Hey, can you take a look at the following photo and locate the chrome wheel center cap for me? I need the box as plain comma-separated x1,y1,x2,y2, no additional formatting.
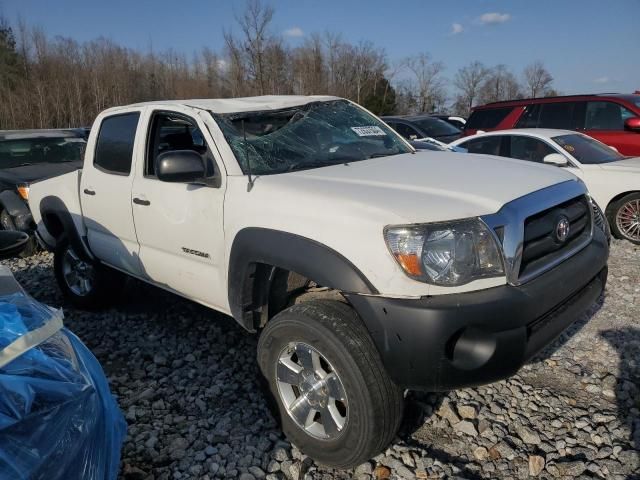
299,371,327,408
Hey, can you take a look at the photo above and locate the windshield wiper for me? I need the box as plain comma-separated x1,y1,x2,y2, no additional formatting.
367,152,400,159
286,161,340,173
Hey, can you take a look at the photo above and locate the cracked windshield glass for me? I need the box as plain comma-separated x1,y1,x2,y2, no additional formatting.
212,100,412,175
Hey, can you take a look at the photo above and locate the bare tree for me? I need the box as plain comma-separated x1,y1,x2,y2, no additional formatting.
235,0,275,95
478,65,523,104
453,61,488,116
523,60,553,98
405,53,446,113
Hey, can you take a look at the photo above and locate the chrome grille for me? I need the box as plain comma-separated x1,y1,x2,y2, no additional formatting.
481,181,594,286
519,195,592,278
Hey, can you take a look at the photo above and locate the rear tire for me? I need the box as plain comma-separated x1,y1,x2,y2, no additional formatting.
0,209,37,257
607,193,640,244
53,240,121,309
257,300,404,468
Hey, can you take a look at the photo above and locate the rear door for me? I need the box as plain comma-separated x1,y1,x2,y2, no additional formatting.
130,108,228,310
80,109,145,276
583,101,640,156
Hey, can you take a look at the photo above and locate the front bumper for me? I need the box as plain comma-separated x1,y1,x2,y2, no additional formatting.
346,229,609,391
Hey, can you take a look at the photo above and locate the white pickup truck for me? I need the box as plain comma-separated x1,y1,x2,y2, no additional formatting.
29,96,609,468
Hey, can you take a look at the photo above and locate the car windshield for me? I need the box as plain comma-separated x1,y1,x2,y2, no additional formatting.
211,100,412,175
0,135,86,168
552,134,625,164
411,117,461,137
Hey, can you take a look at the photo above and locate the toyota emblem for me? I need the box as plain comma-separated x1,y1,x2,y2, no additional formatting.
555,217,570,243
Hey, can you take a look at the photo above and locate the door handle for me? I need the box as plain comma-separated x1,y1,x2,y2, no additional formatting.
83,188,96,196
133,197,151,206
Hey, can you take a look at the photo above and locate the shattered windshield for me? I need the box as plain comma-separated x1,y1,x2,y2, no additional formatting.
211,100,412,175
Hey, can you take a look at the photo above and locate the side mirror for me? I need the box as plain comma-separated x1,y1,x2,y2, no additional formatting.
543,153,569,167
156,150,206,183
624,117,640,131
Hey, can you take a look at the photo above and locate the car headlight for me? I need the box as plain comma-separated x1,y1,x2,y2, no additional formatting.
17,184,29,201
384,219,505,286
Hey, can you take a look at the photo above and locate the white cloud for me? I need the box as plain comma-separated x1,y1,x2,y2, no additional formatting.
477,12,511,25
283,27,304,38
451,23,464,35
593,76,610,84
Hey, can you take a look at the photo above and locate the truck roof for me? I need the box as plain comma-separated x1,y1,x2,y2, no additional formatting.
121,95,341,114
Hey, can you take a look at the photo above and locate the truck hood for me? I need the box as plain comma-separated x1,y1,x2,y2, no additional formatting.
0,162,82,186
266,151,578,223
598,157,640,172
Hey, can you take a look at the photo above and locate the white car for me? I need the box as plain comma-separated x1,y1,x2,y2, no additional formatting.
451,129,640,244
28,97,608,467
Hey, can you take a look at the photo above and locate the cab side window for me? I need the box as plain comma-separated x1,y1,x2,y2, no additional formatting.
507,136,556,163
146,112,215,178
94,112,140,175
462,136,502,156
394,123,421,140
585,101,635,130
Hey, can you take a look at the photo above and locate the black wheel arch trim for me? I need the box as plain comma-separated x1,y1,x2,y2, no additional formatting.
39,196,94,262
0,190,30,218
228,227,378,331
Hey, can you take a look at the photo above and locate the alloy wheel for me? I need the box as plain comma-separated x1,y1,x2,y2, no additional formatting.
276,342,348,440
62,247,95,296
616,199,640,242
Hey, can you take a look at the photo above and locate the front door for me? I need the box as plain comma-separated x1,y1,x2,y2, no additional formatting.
80,109,145,276
584,101,640,156
131,109,227,310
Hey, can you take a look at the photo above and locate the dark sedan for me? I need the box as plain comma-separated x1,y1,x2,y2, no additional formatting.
382,115,463,144
0,129,86,255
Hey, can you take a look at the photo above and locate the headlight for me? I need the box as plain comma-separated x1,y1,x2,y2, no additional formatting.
17,184,29,201
384,219,504,286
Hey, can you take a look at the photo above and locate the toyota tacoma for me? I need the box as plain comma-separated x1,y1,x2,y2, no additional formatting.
27,96,609,468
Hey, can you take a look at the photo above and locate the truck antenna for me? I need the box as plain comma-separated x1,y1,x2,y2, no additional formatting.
242,119,254,192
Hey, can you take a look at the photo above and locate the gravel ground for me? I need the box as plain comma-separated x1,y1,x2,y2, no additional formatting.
3,239,639,480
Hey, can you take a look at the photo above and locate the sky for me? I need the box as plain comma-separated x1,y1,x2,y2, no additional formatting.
2,0,638,96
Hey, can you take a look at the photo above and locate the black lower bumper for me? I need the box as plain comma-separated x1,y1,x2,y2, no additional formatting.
347,230,609,391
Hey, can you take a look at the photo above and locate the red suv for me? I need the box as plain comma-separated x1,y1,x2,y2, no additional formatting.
464,93,640,156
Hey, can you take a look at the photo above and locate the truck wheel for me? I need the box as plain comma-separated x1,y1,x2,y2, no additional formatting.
53,240,120,309
0,209,36,257
607,193,640,244
257,300,404,468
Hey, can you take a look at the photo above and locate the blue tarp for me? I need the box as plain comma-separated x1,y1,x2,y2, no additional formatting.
0,292,126,480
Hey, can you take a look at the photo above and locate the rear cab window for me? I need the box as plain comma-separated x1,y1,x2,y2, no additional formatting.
94,112,140,175
465,107,513,130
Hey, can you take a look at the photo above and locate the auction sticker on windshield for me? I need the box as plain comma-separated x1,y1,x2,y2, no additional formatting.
351,126,386,136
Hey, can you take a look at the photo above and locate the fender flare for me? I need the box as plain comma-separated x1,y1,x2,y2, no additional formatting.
228,227,377,330
39,196,94,262
0,190,30,218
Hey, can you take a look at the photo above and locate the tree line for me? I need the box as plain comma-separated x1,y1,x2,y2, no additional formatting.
0,0,556,130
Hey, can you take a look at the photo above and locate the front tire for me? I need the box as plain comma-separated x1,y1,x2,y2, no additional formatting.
257,300,404,468
53,240,121,308
607,193,640,244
